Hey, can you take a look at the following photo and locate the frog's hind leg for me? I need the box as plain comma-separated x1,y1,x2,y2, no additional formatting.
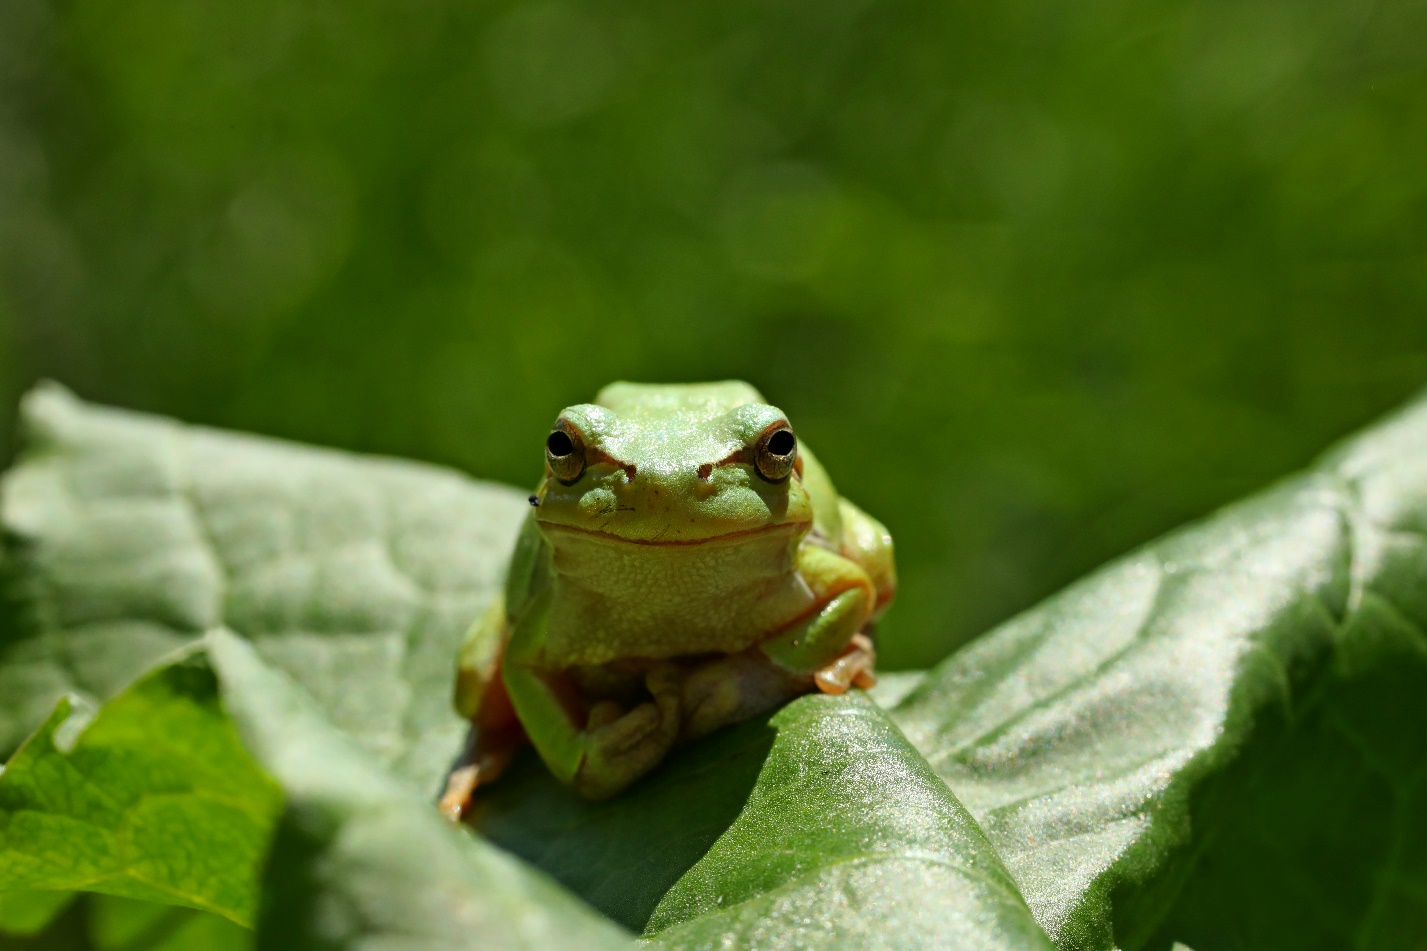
439,678,525,822
440,598,527,822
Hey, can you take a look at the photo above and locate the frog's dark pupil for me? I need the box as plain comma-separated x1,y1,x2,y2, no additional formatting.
547,431,575,457
767,430,795,456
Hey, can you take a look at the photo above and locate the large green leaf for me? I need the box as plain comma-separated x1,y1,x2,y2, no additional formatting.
0,383,528,793
888,392,1427,949
0,648,278,924
2,626,639,950
471,710,779,933
3,385,1427,950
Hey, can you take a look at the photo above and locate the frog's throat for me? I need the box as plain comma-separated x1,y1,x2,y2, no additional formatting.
538,520,818,665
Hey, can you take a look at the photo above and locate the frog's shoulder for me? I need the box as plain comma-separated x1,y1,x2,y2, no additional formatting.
594,380,766,419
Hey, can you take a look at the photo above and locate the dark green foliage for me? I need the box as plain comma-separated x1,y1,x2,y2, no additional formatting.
3,0,1426,940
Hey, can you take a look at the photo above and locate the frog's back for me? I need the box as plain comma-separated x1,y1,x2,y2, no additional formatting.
594,380,765,420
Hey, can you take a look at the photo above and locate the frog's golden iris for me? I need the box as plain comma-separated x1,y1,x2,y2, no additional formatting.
441,381,896,817
544,423,585,484
754,426,797,482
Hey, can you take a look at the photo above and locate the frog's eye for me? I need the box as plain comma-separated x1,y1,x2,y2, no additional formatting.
546,423,586,484
755,426,797,482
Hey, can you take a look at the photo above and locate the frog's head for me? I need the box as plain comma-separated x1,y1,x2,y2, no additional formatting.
531,381,813,545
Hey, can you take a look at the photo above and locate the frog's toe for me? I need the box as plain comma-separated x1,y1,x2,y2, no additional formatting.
438,765,481,822
437,743,516,823
573,685,681,798
590,700,663,753
680,666,741,734
813,633,877,695
586,700,625,731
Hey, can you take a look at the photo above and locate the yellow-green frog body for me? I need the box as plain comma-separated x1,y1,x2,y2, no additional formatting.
444,381,895,811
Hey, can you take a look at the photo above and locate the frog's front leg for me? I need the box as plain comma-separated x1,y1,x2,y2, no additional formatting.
678,595,874,740
762,543,878,693
502,598,682,799
759,581,878,694
680,547,877,740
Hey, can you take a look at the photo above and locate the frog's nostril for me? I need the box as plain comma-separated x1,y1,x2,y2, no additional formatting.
696,463,713,480
622,464,637,482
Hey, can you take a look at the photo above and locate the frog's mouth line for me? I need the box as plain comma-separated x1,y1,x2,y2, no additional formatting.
540,520,809,547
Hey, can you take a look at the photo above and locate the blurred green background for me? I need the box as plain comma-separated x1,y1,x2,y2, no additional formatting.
0,0,1424,670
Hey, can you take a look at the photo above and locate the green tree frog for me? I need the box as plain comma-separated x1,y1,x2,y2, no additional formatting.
440,381,895,816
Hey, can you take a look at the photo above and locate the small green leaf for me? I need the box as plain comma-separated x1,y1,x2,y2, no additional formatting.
87,895,252,951
0,383,528,793
205,630,632,951
0,894,251,951
0,649,280,925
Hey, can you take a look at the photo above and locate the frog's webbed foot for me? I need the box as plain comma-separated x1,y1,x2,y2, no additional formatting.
813,632,877,695
572,664,681,799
